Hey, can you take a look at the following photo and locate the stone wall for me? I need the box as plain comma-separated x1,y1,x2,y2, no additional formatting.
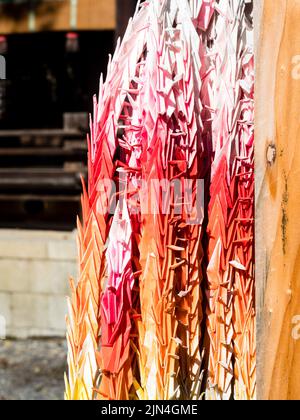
0,230,77,339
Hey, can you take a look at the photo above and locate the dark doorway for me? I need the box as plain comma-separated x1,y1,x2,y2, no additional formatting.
0,30,114,230
0,30,114,129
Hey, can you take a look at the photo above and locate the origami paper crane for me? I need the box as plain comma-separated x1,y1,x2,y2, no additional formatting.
65,0,255,401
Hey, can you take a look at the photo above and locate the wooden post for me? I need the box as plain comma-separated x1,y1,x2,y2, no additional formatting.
115,0,138,42
255,0,300,400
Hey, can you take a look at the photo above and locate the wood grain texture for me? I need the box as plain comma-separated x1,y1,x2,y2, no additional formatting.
256,0,300,400
0,0,116,34
77,0,116,31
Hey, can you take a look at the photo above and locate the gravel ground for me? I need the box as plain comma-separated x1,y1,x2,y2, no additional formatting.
0,339,67,400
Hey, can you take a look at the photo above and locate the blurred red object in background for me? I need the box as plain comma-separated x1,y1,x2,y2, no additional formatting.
65,32,79,53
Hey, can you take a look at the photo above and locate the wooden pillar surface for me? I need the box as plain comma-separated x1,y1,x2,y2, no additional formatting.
255,0,300,400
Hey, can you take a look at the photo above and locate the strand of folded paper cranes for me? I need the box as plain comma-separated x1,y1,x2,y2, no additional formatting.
203,0,255,400
65,0,255,401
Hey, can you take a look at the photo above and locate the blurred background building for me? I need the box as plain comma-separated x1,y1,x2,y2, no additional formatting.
0,0,137,230
0,0,137,341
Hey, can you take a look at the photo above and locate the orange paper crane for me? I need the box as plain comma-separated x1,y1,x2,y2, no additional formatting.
66,0,255,401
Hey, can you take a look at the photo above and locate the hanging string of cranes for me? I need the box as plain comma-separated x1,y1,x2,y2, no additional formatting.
65,0,255,401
